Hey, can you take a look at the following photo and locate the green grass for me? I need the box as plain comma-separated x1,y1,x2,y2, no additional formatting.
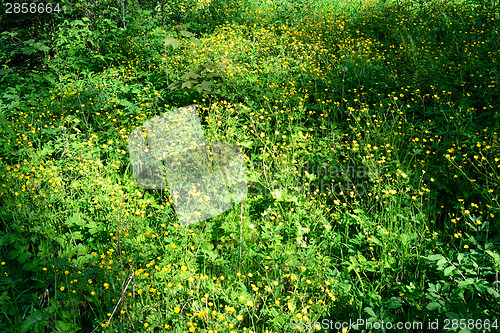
0,0,499,332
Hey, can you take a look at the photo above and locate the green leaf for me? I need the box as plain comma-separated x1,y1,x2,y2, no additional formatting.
240,141,254,149
201,241,214,251
181,71,200,80
182,80,197,88
165,37,181,49
65,213,85,227
436,258,447,268
426,302,441,311
445,312,460,319
386,297,402,309
269,307,279,318
21,309,46,332
196,80,213,93
18,251,31,263
206,72,222,78
0,115,15,136
364,307,377,318
0,291,10,306
54,320,79,333
487,287,500,297
443,266,454,276
180,30,193,37
485,250,500,270
426,254,444,261
457,279,474,288
271,188,282,200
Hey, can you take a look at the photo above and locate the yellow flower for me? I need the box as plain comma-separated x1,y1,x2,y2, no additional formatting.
174,306,181,314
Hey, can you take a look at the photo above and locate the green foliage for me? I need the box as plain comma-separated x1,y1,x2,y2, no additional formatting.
0,0,499,331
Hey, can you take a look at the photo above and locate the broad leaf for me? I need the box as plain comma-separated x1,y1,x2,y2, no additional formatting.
165,37,181,49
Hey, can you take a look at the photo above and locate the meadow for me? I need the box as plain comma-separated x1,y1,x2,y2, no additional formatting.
0,0,499,331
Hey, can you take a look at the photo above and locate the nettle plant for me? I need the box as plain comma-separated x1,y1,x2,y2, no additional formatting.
161,25,229,96
423,223,500,321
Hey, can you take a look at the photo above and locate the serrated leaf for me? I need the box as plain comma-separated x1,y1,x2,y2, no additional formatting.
181,80,197,89
180,30,193,37
196,80,213,93
21,47,35,55
165,37,181,49
21,309,45,333
206,72,222,78
18,252,31,263
8,250,20,260
0,291,10,305
485,250,500,270
203,62,217,70
168,81,183,90
181,71,200,80
65,213,85,227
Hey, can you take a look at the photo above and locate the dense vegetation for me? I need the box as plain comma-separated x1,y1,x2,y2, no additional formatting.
1,0,499,331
